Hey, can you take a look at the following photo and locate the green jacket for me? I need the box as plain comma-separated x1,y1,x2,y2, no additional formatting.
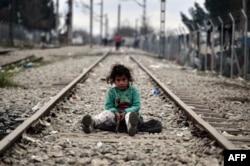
105,85,141,115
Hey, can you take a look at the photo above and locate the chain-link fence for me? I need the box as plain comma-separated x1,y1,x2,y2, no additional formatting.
137,9,250,80
0,21,52,47
0,0,60,48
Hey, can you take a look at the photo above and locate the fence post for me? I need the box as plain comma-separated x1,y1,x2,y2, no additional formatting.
0,21,1,42
174,31,178,62
166,30,169,59
203,21,208,71
173,30,178,63
181,27,187,63
168,31,172,60
4,22,7,40
196,24,201,62
176,29,181,63
218,16,224,75
241,9,248,79
168,33,171,60
171,31,174,61
209,19,216,72
229,13,235,78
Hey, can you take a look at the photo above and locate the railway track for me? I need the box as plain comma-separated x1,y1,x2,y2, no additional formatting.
1,49,248,164
130,53,250,150
0,49,14,55
0,54,43,70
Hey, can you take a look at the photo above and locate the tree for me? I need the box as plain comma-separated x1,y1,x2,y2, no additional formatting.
204,0,248,18
0,0,9,10
0,0,56,31
19,0,56,31
116,26,136,37
0,0,16,22
139,23,154,35
205,0,250,30
181,12,195,31
189,3,208,26
181,2,208,31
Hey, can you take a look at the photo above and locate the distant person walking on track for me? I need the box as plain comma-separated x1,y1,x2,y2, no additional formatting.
114,33,122,51
82,64,141,136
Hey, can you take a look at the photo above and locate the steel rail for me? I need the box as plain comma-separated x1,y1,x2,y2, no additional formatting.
0,50,110,154
0,55,36,69
0,49,14,55
130,56,236,150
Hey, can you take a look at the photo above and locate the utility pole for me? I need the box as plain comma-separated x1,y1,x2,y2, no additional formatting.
142,0,146,35
135,18,138,35
55,0,59,44
100,0,103,44
105,14,109,39
117,3,121,33
243,0,247,13
90,0,93,48
67,0,73,45
159,0,166,58
242,0,248,31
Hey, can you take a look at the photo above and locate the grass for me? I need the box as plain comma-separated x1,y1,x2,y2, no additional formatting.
36,60,51,67
0,40,13,48
0,59,52,88
0,39,36,49
0,71,19,88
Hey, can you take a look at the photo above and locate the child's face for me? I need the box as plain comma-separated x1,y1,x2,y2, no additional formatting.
114,75,129,90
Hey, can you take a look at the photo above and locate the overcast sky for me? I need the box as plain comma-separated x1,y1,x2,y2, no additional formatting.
58,0,205,35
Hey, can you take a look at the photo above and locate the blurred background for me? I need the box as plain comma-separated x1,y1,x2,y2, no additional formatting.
0,0,250,79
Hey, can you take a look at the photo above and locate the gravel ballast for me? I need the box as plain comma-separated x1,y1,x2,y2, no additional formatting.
1,46,249,165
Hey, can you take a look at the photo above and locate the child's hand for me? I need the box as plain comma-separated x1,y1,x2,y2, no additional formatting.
116,113,125,121
119,113,125,121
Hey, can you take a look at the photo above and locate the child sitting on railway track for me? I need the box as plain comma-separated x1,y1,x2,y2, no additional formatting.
82,63,141,136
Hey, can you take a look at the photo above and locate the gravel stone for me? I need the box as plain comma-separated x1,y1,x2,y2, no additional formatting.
0,47,240,165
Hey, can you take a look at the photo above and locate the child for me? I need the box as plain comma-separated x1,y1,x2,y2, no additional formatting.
82,64,141,136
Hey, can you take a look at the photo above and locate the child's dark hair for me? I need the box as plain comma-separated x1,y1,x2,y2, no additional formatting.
106,64,134,85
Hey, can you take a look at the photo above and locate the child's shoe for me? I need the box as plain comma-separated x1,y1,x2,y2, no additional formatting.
127,112,138,136
82,114,96,133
